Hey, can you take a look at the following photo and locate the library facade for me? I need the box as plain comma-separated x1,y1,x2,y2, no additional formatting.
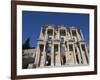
23,25,89,69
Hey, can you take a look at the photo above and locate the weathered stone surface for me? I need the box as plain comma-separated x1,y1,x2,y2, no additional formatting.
22,25,89,69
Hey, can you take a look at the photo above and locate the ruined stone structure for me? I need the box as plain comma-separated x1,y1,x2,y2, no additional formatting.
23,25,89,69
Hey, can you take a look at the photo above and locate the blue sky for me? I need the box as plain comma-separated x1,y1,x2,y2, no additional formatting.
22,11,89,48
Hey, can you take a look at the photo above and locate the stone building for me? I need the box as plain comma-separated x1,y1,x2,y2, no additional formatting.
23,25,89,69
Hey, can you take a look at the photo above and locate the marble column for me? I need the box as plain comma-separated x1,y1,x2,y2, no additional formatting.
34,43,40,67
76,29,82,41
51,43,54,66
40,43,46,67
58,43,61,66
64,44,69,65
70,29,73,41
